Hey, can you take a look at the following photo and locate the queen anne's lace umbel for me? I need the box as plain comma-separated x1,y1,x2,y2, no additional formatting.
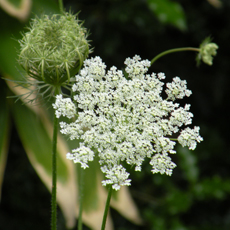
53,55,203,190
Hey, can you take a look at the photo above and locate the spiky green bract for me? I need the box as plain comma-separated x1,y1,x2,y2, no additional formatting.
18,12,90,100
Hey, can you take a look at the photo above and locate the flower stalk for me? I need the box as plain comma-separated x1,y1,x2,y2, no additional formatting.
51,111,59,230
58,0,64,14
151,47,200,65
101,185,113,230
77,166,84,230
151,38,218,66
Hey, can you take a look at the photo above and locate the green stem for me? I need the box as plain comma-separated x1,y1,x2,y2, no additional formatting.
58,0,64,14
101,185,113,230
78,166,84,230
170,138,178,142
150,47,200,65
51,112,58,230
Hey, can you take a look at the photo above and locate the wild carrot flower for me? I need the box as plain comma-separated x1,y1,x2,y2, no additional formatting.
53,55,203,190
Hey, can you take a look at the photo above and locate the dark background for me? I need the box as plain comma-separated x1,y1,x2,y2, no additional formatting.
1,0,230,229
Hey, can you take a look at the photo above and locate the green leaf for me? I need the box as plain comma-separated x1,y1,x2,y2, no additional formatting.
0,0,31,21
12,103,68,181
12,102,77,228
110,186,143,225
147,0,187,31
0,80,10,201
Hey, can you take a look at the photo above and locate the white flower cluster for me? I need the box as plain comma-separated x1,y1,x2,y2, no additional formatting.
53,94,76,119
52,55,203,190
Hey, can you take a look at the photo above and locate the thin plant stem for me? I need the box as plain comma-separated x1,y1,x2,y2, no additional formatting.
51,112,58,230
101,185,113,230
151,47,200,65
58,0,64,14
78,166,85,230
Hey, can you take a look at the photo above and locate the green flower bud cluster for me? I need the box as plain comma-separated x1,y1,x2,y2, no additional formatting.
197,37,218,66
18,12,90,88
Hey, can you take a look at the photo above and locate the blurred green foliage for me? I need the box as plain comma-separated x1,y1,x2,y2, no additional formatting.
1,0,230,230
147,0,187,31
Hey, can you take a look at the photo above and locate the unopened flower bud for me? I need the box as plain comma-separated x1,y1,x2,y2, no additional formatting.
197,37,218,66
18,12,90,88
